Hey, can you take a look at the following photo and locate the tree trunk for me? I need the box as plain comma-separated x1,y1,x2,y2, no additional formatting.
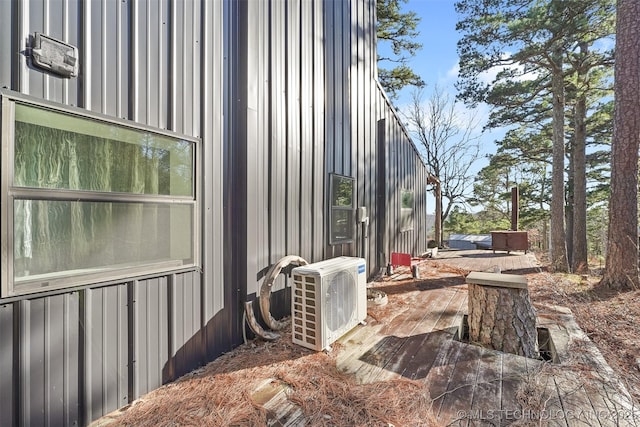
467,273,538,359
435,181,442,247
550,49,569,272
572,64,588,274
601,0,640,290
566,151,574,268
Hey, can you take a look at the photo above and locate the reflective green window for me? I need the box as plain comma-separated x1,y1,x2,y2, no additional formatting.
2,94,199,297
330,174,354,244
400,189,414,232
14,103,193,196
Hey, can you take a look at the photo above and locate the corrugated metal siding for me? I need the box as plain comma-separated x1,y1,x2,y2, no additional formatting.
83,285,128,424
375,84,430,258
18,294,80,426
169,272,203,379
0,303,14,426
0,1,15,89
352,0,380,273
1,0,227,425
228,0,335,312
0,0,430,425
230,0,430,317
132,278,169,398
311,0,327,264
202,0,228,360
325,0,354,260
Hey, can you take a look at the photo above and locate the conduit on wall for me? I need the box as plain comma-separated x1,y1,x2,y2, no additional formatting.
244,255,309,341
260,255,308,330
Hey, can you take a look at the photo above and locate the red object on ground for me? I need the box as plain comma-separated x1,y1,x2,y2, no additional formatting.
391,252,412,268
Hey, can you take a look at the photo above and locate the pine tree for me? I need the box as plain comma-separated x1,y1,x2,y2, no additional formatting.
600,0,640,290
455,0,614,272
376,0,424,98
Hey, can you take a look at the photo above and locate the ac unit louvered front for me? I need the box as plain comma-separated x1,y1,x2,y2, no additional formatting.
292,257,367,351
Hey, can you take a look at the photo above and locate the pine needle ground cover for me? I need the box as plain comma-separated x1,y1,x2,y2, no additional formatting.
94,254,640,426
527,262,640,403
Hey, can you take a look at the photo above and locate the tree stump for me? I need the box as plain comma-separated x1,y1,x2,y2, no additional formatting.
466,272,538,359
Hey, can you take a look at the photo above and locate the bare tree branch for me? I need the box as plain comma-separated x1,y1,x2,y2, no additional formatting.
403,85,482,243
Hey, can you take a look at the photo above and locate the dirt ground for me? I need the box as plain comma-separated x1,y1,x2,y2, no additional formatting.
95,254,640,426
525,262,640,404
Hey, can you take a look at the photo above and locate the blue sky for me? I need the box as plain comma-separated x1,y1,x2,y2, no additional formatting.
380,1,505,214
398,0,461,95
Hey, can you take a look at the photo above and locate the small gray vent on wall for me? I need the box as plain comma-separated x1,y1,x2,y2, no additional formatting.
31,33,78,78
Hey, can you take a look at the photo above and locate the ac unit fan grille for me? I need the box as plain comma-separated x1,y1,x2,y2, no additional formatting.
325,270,356,332
291,257,366,351
292,275,318,347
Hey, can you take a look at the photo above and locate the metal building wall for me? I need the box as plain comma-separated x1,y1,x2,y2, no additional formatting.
374,85,430,264
0,0,430,425
0,1,227,426
228,0,431,317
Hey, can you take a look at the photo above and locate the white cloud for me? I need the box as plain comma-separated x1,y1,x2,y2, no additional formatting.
444,62,460,82
477,53,540,85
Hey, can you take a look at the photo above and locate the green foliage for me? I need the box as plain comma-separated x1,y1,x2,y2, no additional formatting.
586,204,608,258
444,206,511,235
470,149,550,230
444,207,482,235
332,176,354,207
378,65,424,99
376,0,425,98
401,189,414,209
455,0,615,264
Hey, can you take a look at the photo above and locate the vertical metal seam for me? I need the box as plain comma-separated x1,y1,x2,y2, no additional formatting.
147,0,152,126
199,0,207,361
102,287,109,411
169,0,176,131
12,302,20,427
192,1,198,136
284,0,289,257
126,280,135,403
79,289,87,426
130,0,137,121
62,0,69,104
116,0,122,118
45,298,51,426
119,285,126,405
102,0,107,113
44,0,50,98
266,0,273,264
18,0,28,93
182,0,187,133
83,0,91,109
63,295,68,425
167,274,175,382
297,2,304,257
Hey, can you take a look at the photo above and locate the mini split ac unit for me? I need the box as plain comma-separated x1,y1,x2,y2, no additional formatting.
291,257,367,351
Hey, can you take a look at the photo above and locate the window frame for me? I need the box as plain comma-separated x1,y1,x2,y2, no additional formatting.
400,188,414,232
329,173,355,245
1,90,201,298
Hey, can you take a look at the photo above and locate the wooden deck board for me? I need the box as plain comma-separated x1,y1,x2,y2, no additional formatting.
374,291,461,381
345,287,463,383
401,329,459,382
335,322,389,377
500,353,530,426
467,349,503,427
425,339,467,422
437,341,486,426
261,250,638,427
522,356,568,427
